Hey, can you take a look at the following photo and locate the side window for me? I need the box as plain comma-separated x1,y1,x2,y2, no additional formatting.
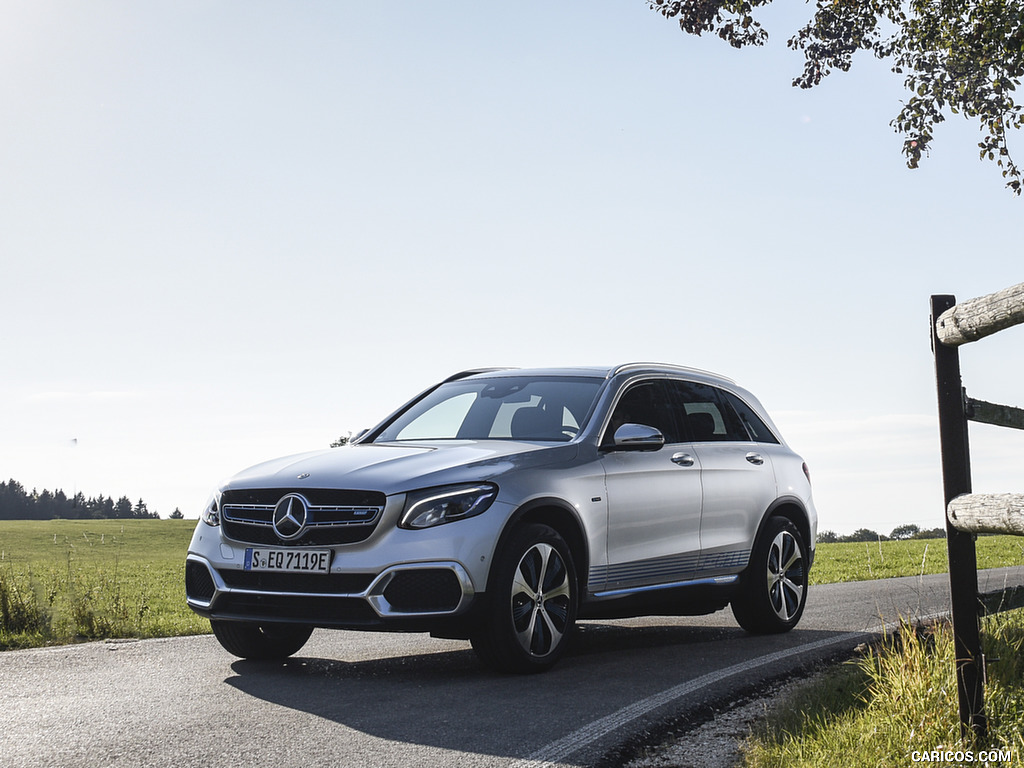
721,391,780,444
603,380,681,446
667,381,747,442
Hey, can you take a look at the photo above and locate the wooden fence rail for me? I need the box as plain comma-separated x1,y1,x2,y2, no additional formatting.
936,281,1024,346
965,398,1024,431
948,494,1024,536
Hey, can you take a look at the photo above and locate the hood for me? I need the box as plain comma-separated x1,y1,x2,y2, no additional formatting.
222,440,579,496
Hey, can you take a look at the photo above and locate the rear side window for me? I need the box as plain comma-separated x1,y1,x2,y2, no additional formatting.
721,391,779,444
665,381,748,442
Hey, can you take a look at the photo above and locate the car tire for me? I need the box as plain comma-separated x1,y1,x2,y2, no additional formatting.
731,516,808,634
471,523,578,674
211,620,313,660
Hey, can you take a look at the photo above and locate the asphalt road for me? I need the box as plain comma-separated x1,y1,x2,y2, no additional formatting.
3,567,1023,768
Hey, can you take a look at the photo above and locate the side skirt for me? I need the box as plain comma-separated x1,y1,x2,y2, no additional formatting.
578,575,739,620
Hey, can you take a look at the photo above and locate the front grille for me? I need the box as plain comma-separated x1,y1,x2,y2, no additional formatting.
220,487,385,546
382,569,464,613
223,488,385,507
186,560,216,601
218,569,375,594
221,521,376,546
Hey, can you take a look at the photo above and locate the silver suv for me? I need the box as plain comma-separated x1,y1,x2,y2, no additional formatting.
186,363,817,673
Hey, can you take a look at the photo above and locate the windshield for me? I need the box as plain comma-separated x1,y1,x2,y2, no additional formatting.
373,376,604,443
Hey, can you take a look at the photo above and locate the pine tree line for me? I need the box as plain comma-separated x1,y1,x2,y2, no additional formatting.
0,479,160,520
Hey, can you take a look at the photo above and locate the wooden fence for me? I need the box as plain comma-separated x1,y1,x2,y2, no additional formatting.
931,282,1024,742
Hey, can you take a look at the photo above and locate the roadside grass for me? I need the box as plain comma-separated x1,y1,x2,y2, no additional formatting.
746,536,1024,766
742,609,1024,766
0,519,207,649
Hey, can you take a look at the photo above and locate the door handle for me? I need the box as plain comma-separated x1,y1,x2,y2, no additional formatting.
745,452,765,466
671,452,695,467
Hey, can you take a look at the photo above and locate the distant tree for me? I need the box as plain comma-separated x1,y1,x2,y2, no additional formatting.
0,480,161,520
889,524,921,540
331,432,352,448
89,495,115,520
0,480,30,519
114,496,134,519
843,528,888,543
36,489,55,520
132,498,156,519
53,489,69,517
818,529,839,543
168,508,185,519
649,0,1024,193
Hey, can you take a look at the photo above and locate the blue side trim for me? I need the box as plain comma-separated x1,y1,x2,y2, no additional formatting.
593,574,739,599
699,548,750,571
589,548,751,591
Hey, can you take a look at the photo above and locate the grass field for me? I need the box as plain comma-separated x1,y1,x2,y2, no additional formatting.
0,519,206,649
811,536,1024,585
3,521,1024,650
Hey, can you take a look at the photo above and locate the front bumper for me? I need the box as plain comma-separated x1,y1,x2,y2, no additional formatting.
184,497,510,630
185,554,476,628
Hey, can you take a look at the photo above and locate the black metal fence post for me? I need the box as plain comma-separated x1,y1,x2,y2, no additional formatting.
931,294,987,742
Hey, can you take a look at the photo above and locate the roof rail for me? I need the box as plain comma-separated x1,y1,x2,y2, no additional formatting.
609,362,734,383
442,367,517,383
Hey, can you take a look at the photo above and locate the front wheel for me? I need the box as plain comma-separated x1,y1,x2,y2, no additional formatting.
731,517,808,634
471,523,578,674
211,620,313,660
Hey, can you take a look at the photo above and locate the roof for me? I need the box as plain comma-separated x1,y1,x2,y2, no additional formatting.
453,363,735,384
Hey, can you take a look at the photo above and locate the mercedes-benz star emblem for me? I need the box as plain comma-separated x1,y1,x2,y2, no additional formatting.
272,493,309,540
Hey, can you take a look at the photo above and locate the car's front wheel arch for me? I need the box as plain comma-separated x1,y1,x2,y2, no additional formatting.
490,498,590,595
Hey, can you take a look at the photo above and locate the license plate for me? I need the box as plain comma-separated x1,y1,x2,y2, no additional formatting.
243,548,331,573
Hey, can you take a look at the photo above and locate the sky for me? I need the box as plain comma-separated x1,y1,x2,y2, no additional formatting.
1,1,1022,534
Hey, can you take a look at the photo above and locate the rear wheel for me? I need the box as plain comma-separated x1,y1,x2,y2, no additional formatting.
471,523,577,674
211,620,313,660
731,517,808,634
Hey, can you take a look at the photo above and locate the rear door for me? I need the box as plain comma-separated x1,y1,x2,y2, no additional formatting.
665,380,778,576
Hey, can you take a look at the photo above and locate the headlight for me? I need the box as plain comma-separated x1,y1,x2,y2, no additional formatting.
200,492,222,527
399,483,498,530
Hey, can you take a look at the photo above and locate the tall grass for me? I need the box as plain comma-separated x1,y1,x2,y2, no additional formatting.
0,519,206,649
743,610,1024,766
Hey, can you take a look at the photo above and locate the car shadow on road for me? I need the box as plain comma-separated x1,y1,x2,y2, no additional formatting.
222,621,855,764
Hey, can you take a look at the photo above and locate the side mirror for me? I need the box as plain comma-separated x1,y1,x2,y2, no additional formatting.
611,423,665,451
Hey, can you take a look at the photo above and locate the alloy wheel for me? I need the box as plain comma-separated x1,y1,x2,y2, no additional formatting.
510,542,572,657
766,529,805,622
